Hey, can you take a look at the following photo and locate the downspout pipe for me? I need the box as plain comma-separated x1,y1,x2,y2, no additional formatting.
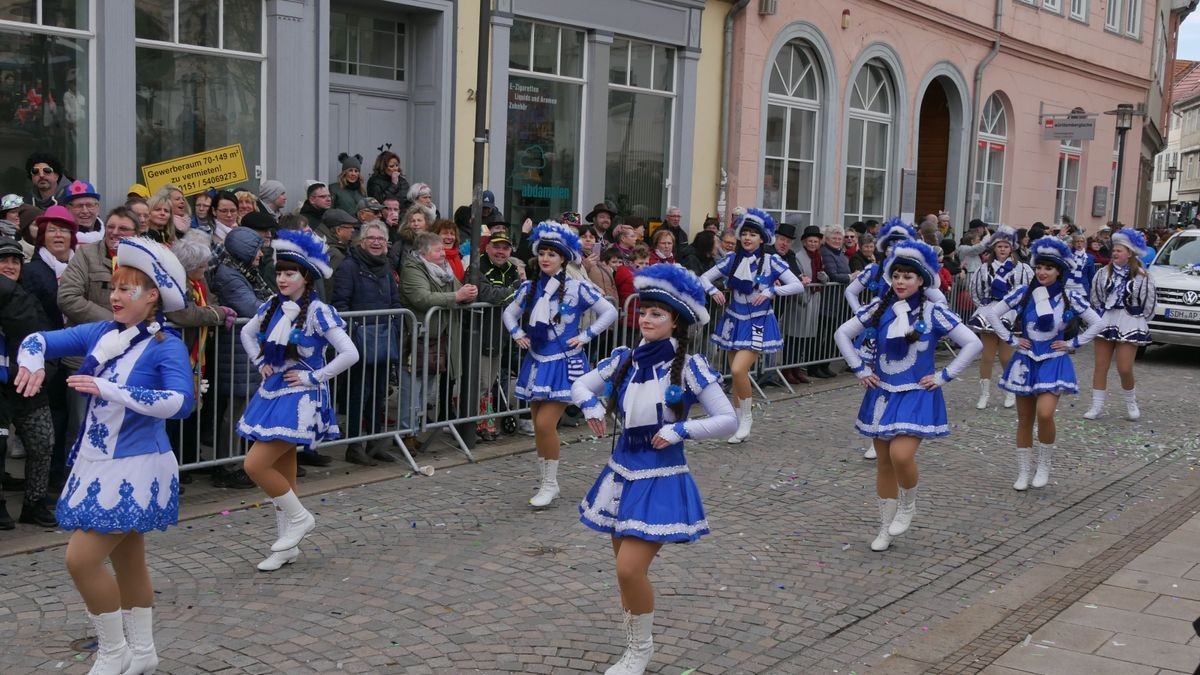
718,0,751,219
965,0,1004,229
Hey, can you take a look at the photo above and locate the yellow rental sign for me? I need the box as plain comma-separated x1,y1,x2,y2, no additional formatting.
141,144,248,196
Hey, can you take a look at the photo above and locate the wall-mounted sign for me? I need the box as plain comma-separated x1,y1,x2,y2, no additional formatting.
141,144,248,195
1092,185,1108,217
1043,114,1096,142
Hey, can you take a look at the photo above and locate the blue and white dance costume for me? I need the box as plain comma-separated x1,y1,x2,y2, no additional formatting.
966,227,1034,333
502,222,617,402
844,218,947,312
983,284,1104,397
699,209,803,352
1089,263,1156,345
237,231,358,446
572,343,735,542
16,238,196,533
834,245,982,440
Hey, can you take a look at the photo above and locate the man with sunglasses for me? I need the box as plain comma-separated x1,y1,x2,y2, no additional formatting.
24,152,70,210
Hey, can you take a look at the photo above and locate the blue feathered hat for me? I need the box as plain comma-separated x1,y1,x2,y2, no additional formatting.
876,217,917,253
273,228,334,279
530,220,582,264
1030,237,1072,271
634,263,711,326
988,224,1019,250
1110,228,1148,258
883,240,940,288
735,207,777,245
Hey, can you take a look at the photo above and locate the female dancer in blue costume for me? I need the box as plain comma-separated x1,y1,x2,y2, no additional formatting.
15,237,195,675
238,229,359,571
981,237,1105,491
1083,228,1156,421
503,221,617,507
834,241,981,552
571,264,735,675
967,225,1033,410
699,208,803,443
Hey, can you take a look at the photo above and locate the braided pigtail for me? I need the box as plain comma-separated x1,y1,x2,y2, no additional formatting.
1013,284,1036,337
257,293,285,350
867,288,896,330
667,325,689,419
554,269,568,323
606,353,634,419
906,294,926,344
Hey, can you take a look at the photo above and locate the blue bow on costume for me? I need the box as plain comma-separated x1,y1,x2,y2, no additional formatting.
990,259,1015,300
619,339,677,448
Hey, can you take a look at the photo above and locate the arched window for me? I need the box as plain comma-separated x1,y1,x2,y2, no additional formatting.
762,40,821,227
843,61,893,226
973,93,1007,224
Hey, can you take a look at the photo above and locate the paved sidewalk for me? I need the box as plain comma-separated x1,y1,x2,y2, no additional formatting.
985,511,1200,675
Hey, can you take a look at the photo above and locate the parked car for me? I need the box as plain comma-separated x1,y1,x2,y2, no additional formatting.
1147,228,1200,348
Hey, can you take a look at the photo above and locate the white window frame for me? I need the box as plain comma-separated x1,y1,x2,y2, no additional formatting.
974,94,1007,224
843,62,893,226
1044,0,1063,13
1105,0,1122,31
1070,0,1088,21
607,36,677,219
762,40,822,227
328,10,407,82
1056,141,1082,224
1124,0,1141,38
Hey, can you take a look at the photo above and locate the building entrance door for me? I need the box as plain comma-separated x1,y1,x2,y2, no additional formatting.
328,89,409,183
916,81,951,219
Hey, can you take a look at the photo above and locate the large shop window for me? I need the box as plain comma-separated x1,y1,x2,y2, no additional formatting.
1055,140,1081,224
135,0,263,191
843,62,892,227
0,2,90,196
606,38,674,222
973,93,1007,224
763,40,822,227
505,20,585,223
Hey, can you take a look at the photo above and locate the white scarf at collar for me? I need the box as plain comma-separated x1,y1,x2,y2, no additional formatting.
214,221,234,244
1032,285,1054,323
885,300,913,342
38,246,71,278
266,300,301,353
529,275,561,330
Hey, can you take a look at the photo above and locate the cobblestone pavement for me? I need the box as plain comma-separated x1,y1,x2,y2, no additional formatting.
1,345,1198,674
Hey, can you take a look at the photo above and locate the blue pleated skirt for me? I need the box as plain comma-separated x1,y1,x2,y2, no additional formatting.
855,387,949,439
999,352,1078,396
710,313,783,353
515,351,589,402
238,371,340,445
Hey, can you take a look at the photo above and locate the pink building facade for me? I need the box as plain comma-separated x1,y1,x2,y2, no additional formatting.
722,0,1185,234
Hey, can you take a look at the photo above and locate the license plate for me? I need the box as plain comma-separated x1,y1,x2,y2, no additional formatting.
1165,307,1200,321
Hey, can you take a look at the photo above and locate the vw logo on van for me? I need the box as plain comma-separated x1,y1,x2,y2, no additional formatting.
1186,291,1200,306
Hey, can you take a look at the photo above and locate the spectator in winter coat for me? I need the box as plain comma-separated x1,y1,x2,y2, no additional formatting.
21,206,76,331
298,182,332,231
819,225,853,284
648,228,676,265
470,230,523,440
849,234,875,273
331,222,404,465
331,152,367,213
434,219,465,282
955,220,992,275
407,182,438,220
367,150,409,207
685,230,721,278
258,180,288,219
319,208,358,271
24,151,70,209
388,204,433,271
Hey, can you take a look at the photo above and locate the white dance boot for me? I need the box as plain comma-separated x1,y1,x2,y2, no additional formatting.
1003,391,1016,408
270,490,314,552
530,458,560,507
86,610,131,675
1083,390,1106,419
863,446,877,460
605,610,654,675
871,498,898,551
888,485,918,536
258,502,300,571
1123,388,1140,421
1012,448,1032,491
976,379,990,409
1032,443,1053,488
727,398,753,444
121,606,158,675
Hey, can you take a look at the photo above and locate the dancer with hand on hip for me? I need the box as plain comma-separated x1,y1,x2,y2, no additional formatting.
982,237,1104,490
572,263,735,675
15,237,195,675
1084,228,1155,421
503,221,617,508
834,240,981,552
237,229,359,571
700,208,803,443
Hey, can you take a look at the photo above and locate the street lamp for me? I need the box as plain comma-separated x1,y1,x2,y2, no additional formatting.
1104,103,1144,226
1166,163,1180,227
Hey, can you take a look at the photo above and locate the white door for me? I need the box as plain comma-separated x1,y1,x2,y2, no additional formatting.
328,89,409,182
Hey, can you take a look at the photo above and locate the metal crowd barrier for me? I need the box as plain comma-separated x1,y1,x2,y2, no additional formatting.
179,275,965,473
